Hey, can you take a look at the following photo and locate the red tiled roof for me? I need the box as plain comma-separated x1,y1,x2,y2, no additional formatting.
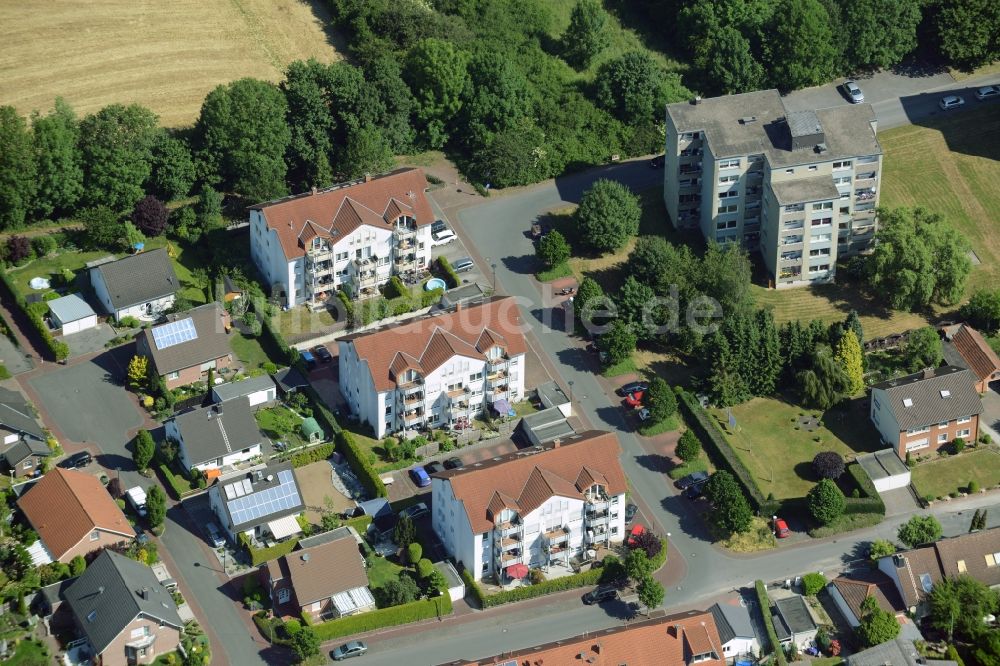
830,570,906,621
445,610,725,666
342,297,528,393
889,527,1000,608
442,431,628,533
278,535,368,606
17,468,132,559
951,324,1000,383
251,169,434,260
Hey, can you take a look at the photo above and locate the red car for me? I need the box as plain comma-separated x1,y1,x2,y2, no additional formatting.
627,524,646,546
625,391,644,408
774,518,790,538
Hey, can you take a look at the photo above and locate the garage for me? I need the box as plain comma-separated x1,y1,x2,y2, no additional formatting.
857,449,911,493
47,294,98,335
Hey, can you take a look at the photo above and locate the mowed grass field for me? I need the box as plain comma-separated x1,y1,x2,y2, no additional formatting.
0,0,343,127
755,104,1000,337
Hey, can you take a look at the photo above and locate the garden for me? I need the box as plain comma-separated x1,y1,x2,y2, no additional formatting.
910,447,1000,502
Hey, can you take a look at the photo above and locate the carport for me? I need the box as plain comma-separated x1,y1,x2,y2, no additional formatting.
48,293,98,335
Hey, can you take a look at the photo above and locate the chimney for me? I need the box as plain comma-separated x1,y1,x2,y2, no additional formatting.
140,587,149,600
552,438,561,448
97,586,105,596
311,186,318,195
693,96,702,105
922,367,934,379
301,553,310,562
364,173,372,183
455,301,462,313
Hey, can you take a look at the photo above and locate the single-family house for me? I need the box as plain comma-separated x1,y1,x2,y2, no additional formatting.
828,570,907,627
338,296,528,438
432,430,628,582
18,468,133,564
249,168,435,308
0,387,51,478
869,366,982,460
708,601,760,662
208,464,305,544
771,595,818,651
262,527,375,621
845,638,960,666
135,302,233,390
165,398,262,473
47,293,98,335
877,526,1000,618
89,249,179,322
64,550,183,666
942,323,1000,393
448,609,725,666
210,375,277,407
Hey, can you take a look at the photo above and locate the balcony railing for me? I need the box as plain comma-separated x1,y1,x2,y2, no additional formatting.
498,521,522,536
499,551,522,565
401,393,423,406
544,526,569,542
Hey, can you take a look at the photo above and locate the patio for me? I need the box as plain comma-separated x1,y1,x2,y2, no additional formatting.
479,545,612,592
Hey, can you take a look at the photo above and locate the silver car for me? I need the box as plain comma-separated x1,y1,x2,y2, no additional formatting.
843,80,864,104
975,85,1000,100
332,640,368,660
452,257,475,273
939,95,965,110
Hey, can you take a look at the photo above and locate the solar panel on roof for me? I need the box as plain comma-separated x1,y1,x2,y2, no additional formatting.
151,317,198,350
224,485,236,500
225,469,302,527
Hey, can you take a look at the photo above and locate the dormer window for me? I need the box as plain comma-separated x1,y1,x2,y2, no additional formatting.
902,398,913,408
488,346,503,360
940,390,951,398
586,483,607,501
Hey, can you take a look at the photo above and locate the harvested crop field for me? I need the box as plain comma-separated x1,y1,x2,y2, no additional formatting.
0,0,344,127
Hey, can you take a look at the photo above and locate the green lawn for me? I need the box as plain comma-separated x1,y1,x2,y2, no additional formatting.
639,414,679,437
255,406,307,448
667,455,709,480
910,449,1000,500
536,262,573,282
710,396,882,500
272,306,339,342
366,553,407,590
602,356,638,378
229,331,271,369
3,638,50,666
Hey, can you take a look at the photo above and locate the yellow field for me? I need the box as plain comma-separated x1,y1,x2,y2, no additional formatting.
0,0,343,127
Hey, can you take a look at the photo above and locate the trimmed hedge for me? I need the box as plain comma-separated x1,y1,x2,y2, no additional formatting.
252,614,290,645
421,287,444,308
677,391,776,515
461,568,487,609
435,257,460,289
291,443,335,468
255,300,294,366
0,270,68,361
756,580,788,666
157,462,198,499
649,537,668,571
249,537,300,566
843,463,885,515
310,594,452,641
337,430,387,498
482,568,602,607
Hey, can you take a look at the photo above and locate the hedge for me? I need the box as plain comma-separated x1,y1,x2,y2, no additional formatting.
384,275,408,299
649,537,668,571
677,391,777,515
249,537,300,566
291,443,335,468
756,580,788,666
254,298,294,366
252,614,290,645
482,568,603,607
435,257,460,289
421,287,444,307
461,568,487,609
157,462,199,499
0,270,68,361
310,594,452,641
337,430,387,498
843,462,885,515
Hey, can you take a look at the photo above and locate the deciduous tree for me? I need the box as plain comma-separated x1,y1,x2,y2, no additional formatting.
928,575,1000,641
797,346,850,409
131,195,169,237
576,179,641,252
868,539,896,561
835,329,864,395
616,275,658,339
150,133,195,200
807,478,846,525
961,289,1000,334
31,98,83,218
561,0,610,70
6,236,31,264
857,595,900,646
936,0,1000,72
902,326,943,373
282,59,336,190
637,575,665,613
897,515,942,548
813,451,845,480
763,0,838,91
623,547,652,584
459,52,534,150
645,377,677,424
697,27,764,95
598,319,637,366
404,39,469,148
705,470,753,534
79,104,159,213
341,121,395,179
595,52,689,124
537,230,570,268
81,206,122,250
467,120,551,188
0,106,38,230
842,0,921,70
676,430,701,462
291,626,320,662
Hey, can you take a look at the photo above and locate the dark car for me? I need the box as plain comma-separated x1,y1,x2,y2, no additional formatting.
313,345,333,363
61,451,92,469
408,466,431,488
624,503,638,524
649,155,665,168
582,585,618,605
674,470,709,490
684,481,707,500
424,461,444,475
443,457,464,470
618,381,649,396
332,640,368,661
431,219,446,234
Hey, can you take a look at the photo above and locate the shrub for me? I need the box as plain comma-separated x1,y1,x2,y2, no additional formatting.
283,618,302,636
630,530,663,560
290,443,334,468
6,236,32,264
482,568,603,607
406,542,423,566
528,568,546,585
675,430,701,462
807,478,846,525
953,437,966,454
969,480,980,494
308,595,451,642
384,275,408,299
31,235,57,257
436,256,460,288
801,572,827,596
416,558,434,580
812,451,845,480
756,580,787,665
131,195,169,237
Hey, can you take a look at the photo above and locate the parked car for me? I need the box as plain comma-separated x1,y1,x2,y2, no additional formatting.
332,640,368,661
60,451,92,469
618,381,649,396
313,345,333,363
774,518,791,538
125,486,148,518
443,457,465,470
300,350,317,370
975,85,1000,100
341,506,364,520
408,466,431,488
432,228,457,246
399,502,429,521
424,461,444,475
842,80,864,104
627,524,646,547
431,219,447,234
684,481,707,500
452,257,475,273
206,522,226,548
582,585,618,605
625,391,644,408
624,503,638,524
649,155,665,168
939,95,965,110
675,470,709,490
638,408,651,421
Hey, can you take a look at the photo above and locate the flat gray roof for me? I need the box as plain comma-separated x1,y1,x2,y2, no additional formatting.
536,381,569,408
770,176,841,204
666,90,881,166
48,293,96,324
211,375,276,403
858,449,909,482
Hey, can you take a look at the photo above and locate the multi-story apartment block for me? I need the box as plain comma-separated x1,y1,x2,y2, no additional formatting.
869,366,983,460
249,169,434,308
338,297,527,438
431,430,628,582
664,90,883,287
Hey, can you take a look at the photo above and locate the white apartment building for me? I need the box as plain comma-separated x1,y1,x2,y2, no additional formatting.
431,431,628,582
664,90,883,287
249,169,435,308
338,297,527,438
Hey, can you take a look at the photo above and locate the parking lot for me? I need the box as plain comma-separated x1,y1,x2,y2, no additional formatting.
431,221,491,290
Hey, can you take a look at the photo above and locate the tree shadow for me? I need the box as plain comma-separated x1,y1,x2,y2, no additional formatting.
823,398,883,454
793,461,818,483
635,453,671,474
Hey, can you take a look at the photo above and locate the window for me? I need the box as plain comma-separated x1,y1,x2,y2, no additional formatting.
168,371,180,380
812,202,834,211
808,165,818,172
717,204,738,214
938,433,948,443
87,610,97,622
385,406,392,415
719,190,739,199
335,251,348,262
834,176,852,185
907,426,930,435
811,217,832,227
719,158,741,169
906,439,929,452
958,559,967,572
716,220,737,230
809,248,831,257
90,530,100,541
785,168,795,174
611,526,618,536
812,234,832,243
957,416,972,424
22,459,32,469
937,421,949,429
958,428,971,438
833,161,852,169
986,554,996,567
808,264,830,273
718,175,739,184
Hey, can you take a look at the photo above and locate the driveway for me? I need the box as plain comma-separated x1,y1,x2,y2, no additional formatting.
26,345,143,470
979,385,1000,443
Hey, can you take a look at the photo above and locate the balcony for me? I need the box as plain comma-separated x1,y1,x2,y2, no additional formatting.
495,536,521,552
486,370,507,385
498,521,522,537
403,410,424,426
401,392,423,406
544,526,570,543
679,147,702,157
397,378,423,391
679,165,701,176
394,226,416,239
500,551,523,566
855,189,877,202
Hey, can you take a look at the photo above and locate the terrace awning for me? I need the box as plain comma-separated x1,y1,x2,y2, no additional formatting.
267,515,302,540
